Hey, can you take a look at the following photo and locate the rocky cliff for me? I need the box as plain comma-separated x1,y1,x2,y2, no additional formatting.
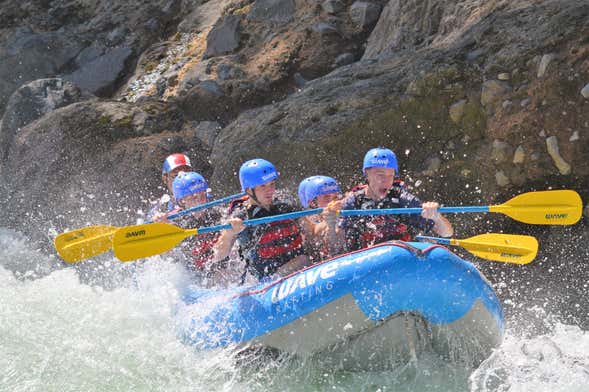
1,0,588,326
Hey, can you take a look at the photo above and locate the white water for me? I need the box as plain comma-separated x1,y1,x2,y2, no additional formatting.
1,228,588,392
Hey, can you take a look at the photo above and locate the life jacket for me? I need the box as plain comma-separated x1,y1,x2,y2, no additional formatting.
191,232,220,270
344,181,412,250
174,209,222,272
229,196,305,278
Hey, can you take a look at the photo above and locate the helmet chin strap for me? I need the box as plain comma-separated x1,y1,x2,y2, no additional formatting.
246,188,269,211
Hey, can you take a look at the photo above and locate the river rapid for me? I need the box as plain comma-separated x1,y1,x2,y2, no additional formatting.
1,227,588,392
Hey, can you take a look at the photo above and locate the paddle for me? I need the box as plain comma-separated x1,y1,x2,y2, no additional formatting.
113,209,323,261
111,189,580,262
415,233,539,264
54,192,245,263
340,190,582,225
150,192,246,222
54,225,118,263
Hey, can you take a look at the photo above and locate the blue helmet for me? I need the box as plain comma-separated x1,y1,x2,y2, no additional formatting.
173,171,208,201
239,159,279,191
162,153,192,174
298,175,341,208
362,147,398,174
297,178,311,208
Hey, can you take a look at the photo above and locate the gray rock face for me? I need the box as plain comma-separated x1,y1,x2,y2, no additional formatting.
0,0,188,116
176,59,215,94
449,99,467,123
0,78,94,162
312,22,340,35
481,80,512,107
0,100,210,237
248,0,297,24
491,140,513,163
349,2,383,30
217,63,244,81
0,28,84,117
333,52,356,67
203,15,242,59
193,121,222,148
363,0,444,59
199,80,224,96
537,53,556,78
64,47,134,95
581,83,589,98
322,0,345,14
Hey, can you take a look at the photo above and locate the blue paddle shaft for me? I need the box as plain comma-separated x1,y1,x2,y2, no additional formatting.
165,192,246,221
197,208,323,234
340,206,489,216
196,205,491,235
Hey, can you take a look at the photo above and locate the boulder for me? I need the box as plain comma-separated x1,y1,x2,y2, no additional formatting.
176,59,215,95
349,2,382,31
247,0,297,24
313,22,340,35
537,53,556,78
491,140,512,163
0,78,95,162
363,0,442,59
513,145,525,164
581,83,589,98
546,136,571,175
481,80,511,107
63,47,134,95
203,14,242,59
217,63,244,81
0,100,210,237
449,99,467,124
333,53,356,67
322,0,345,14
192,121,222,148
0,28,84,116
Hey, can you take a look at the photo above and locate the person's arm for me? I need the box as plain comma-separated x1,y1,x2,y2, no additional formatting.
337,195,360,252
421,201,454,237
321,200,345,255
212,218,244,262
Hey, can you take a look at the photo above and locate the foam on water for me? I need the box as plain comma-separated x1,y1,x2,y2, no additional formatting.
1,228,588,392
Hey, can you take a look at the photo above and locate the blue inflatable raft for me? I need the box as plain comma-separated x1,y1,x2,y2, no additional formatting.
175,241,504,370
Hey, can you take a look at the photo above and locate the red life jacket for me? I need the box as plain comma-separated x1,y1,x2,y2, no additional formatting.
229,196,305,278
256,219,304,259
191,232,220,270
174,209,222,272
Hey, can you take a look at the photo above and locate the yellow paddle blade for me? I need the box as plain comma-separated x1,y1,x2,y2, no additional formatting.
490,190,582,225
54,225,118,263
453,233,538,264
112,223,197,262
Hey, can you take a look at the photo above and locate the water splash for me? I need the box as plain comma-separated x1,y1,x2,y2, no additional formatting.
471,323,589,391
1,228,588,391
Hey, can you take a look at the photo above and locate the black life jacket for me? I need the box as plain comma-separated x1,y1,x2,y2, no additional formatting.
229,196,305,278
345,181,412,251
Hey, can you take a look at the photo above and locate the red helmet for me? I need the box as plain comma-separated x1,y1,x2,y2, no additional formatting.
162,153,192,174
